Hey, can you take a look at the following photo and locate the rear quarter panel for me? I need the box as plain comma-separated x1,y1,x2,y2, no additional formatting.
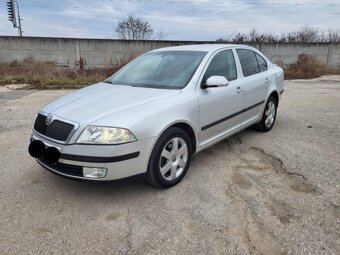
269,65,284,103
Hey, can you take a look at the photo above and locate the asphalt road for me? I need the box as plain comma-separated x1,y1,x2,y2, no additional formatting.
0,77,339,255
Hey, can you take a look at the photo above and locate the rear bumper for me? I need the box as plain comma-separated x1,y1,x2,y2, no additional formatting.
31,132,157,181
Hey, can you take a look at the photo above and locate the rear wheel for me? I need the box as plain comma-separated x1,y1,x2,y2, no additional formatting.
146,127,192,188
254,96,277,132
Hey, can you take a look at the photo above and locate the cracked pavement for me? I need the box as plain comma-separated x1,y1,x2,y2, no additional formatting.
0,77,339,255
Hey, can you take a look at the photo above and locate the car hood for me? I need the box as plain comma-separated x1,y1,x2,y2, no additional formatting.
41,83,181,125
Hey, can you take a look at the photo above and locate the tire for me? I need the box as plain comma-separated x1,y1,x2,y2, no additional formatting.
254,96,277,132
146,127,192,188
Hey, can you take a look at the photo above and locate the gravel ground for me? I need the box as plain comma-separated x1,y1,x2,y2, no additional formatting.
0,77,339,255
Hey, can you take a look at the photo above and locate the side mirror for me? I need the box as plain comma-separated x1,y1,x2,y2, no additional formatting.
203,76,229,88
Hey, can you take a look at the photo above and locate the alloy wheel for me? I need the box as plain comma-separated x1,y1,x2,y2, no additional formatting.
159,137,188,181
265,101,276,128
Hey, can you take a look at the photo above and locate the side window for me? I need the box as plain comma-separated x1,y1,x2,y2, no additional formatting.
203,50,237,84
236,49,260,77
255,53,268,72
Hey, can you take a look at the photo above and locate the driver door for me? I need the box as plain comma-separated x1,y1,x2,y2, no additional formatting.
196,49,245,147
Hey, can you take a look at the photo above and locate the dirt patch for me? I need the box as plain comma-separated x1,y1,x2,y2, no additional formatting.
290,178,318,194
33,227,53,235
232,172,253,190
331,203,340,219
250,147,318,194
106,211,120,221
268,199,297,224
0,90,34,103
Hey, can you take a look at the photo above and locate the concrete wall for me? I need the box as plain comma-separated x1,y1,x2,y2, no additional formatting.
259,42,339,67
0,36,339,68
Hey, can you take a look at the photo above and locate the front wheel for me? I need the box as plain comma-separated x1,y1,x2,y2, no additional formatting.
254,96,277,132
146,127,192,188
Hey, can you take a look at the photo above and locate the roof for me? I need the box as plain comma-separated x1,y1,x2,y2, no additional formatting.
152,44,244,53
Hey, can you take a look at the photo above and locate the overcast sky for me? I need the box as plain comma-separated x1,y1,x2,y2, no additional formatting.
0,0,339,40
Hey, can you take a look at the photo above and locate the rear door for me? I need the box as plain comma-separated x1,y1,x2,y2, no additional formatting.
235,49,269,126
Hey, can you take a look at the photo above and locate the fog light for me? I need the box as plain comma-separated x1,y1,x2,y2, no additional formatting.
83,167,108,179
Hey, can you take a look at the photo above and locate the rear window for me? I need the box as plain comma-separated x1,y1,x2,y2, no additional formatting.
255,53,268,72
236,49,260,77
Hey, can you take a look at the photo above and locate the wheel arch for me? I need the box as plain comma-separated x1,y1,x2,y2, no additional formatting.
157,120,198,154
269,90,279,105
170,122,197,153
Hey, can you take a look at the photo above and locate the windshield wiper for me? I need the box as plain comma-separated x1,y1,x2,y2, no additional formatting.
103,80,115,84
104,80,136,87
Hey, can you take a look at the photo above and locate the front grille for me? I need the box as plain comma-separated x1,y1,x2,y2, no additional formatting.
38,158,83,177
34,114,74,142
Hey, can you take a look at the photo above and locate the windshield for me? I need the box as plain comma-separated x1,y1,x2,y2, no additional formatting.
106,51,207,89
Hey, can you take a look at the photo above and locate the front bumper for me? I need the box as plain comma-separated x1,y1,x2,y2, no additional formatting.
31,132,157,181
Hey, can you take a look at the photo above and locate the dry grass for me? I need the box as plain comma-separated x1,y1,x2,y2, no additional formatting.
0,57,125,89
284,54,340,79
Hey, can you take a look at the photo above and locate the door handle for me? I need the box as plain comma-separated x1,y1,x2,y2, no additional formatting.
265,78,271,85
236,86,244,94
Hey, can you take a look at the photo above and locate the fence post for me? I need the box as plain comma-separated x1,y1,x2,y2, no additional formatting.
326,43,332,67
75,40,80,68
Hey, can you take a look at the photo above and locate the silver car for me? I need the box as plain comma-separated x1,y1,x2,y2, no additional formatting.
28,44,284,187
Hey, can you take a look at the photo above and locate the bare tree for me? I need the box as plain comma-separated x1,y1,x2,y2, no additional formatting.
249,29,259,42
232,33,248,42
288,27,340,42
293,26,319,42
155,29,168,40
115,15,153,40
320,30,340,42
282,26,320,42
263,33,278,42
278,33,288,42
218,26,339,43
248,29,278,42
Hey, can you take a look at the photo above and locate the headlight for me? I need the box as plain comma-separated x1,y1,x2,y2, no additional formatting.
76,126,136,145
